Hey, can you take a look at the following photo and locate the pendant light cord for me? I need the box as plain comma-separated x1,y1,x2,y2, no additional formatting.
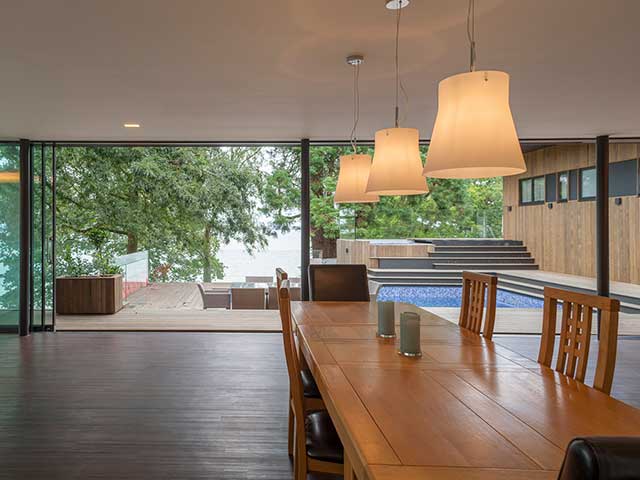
394,5,409,127
467,0,476,71
349,62,360,154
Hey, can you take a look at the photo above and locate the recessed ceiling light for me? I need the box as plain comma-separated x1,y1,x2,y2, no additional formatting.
123,123,140,128
385,0,409,10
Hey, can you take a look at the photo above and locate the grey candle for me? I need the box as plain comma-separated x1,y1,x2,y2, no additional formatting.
399,312,422,357
377,301,396,338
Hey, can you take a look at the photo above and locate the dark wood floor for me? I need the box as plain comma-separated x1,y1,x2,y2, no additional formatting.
0,332,638,479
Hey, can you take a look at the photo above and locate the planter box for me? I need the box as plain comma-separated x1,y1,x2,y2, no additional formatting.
56,275,123,315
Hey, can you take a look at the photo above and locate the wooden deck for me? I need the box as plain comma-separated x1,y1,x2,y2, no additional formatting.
499,269,640,298
57,282,281,332
428,307,640,336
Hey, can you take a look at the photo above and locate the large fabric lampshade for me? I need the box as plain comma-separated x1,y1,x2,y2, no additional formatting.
366,128,429,195
334,154,379,204
423,70,526,179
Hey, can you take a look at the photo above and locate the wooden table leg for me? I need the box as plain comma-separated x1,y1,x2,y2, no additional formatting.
344,451,356,480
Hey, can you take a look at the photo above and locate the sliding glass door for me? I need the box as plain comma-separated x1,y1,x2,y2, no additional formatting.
31,143,55,331
0,144,21,330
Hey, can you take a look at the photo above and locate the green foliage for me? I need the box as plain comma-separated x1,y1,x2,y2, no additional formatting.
55,146,271,282
265,145,504,257
0,143,505,304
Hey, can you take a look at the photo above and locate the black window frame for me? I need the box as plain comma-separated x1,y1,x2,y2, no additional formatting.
557,171,569,202
519,175,545,206
579,167,597,201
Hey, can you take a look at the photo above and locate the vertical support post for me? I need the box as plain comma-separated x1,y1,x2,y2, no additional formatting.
19,139,32,336
51,143,57,331
301,139,311,301
595,135,610,337
40,144,46,329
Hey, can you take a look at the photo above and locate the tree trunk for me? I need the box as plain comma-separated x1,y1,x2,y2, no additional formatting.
311,226,337,259
127,233,138,253
202,225,212,283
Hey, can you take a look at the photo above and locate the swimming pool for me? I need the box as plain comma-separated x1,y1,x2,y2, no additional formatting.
376,285,544,309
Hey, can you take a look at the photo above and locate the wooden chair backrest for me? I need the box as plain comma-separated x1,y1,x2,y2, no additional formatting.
277,280,305,440
276,268,288,290
458,271,498,340
275,268,288,309
538,286,620,395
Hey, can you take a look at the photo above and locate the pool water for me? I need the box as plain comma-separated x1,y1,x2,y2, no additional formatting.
377,286,544,309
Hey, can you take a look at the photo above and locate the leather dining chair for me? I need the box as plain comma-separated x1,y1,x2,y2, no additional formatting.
278,280,343,479
308,264,370,302
557,437,640,479
538,286,620,395
276,268,323,459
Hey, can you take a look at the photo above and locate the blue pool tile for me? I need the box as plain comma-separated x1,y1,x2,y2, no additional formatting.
377,286,544,309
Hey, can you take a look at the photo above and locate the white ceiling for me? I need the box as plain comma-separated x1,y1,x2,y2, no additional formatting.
1,0,639,142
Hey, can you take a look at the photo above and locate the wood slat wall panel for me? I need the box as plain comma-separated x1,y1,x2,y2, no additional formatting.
503,144,640,284
337,239,432,267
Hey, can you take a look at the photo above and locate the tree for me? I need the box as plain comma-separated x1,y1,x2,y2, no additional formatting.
55,146,270,282
262,145,504,258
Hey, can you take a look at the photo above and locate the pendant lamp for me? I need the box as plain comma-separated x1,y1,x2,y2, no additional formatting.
365,1,428,196
423,0,526,179
0,171,20,183
334,55,379,204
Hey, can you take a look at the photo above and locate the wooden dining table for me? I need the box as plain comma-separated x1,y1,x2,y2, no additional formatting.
291,300,640,480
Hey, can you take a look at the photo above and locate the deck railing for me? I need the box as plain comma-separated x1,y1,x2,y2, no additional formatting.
113,251,149,299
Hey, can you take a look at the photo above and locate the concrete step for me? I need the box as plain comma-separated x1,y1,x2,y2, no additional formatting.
368,269,463,278
431,257,536,264
497,274,640,314
430,251,532,258
368,276,462,285
428,239,524,247
434,263,539,270
434,245,528,252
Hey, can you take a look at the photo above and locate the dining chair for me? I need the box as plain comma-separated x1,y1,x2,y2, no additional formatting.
537,286,620,395
308,264,370,301
278,280,343,478
276,268,323,459
557,436,640,479
458,271,498,340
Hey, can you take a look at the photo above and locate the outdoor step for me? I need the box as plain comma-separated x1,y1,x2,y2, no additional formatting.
434,245,528,252
433,263,539,270
368,277,461,285
368,269,462,278
428,239,524,247
432,257,536,264
430,251,531,258
497,274,640,314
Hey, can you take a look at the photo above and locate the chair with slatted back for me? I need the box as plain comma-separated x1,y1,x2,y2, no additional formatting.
278,280,343,479
458,271,498,340
537,286,620,395
276,268,323,459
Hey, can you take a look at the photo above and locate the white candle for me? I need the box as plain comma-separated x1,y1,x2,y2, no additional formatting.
399,311,421,357
377,301,396,338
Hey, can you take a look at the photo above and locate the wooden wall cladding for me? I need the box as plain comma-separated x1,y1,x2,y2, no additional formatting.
337,239,432,267
503,144,640,284
56,275,124,314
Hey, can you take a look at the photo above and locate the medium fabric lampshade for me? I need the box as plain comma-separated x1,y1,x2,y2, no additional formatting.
366,128,429,195
423,70,526,179
334,154,379,203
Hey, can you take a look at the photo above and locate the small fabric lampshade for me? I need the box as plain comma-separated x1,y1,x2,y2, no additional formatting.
366,127,429,195
423,70,526,179
0,171,20,183
334,154,379,204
